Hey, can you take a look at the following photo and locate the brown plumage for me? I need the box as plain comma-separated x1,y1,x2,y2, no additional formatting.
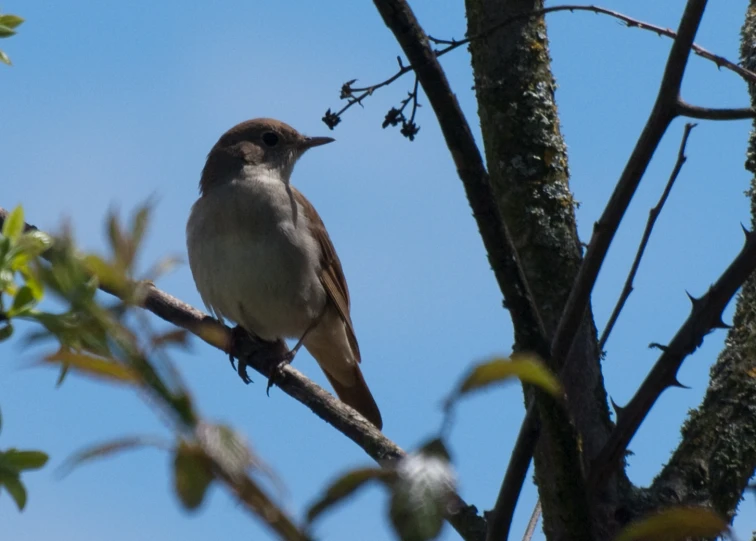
187,118,382,429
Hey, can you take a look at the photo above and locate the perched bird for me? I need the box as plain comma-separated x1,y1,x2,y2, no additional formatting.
186,118,382,429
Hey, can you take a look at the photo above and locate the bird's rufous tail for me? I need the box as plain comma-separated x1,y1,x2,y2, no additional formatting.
322,366,382,430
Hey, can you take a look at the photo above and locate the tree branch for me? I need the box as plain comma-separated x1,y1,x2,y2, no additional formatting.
485,401,540,541
326,3,755,128
589,225,756,491
676,100,756,120
642,3,756,521
551,0,706,396
599,123,697,350
0,206,487,541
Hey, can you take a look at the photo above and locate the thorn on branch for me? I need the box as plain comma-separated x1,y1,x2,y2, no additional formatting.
685,290,702,308
669,377,690,390
711,318,731,330
648,342,668,352
610,397,625,419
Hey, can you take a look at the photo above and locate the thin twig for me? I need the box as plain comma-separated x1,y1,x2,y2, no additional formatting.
326,4,756,127
676,101,756,120
485,402,540,541
522,499,542,541
599,123,697,350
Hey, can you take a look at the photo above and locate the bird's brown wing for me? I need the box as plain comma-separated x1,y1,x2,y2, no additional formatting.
292,188,361,362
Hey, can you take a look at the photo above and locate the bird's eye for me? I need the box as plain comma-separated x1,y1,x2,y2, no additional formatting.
261,132,279,147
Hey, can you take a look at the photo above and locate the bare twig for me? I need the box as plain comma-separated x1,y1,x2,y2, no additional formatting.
522,499,542,541
380,76,421,140
589,225,756,491
599,123,697,350
676,101,756,120
325,4,756,128
485,402,540,541
0,207,487,541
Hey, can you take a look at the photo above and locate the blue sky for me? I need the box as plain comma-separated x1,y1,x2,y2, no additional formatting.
1,1,754,540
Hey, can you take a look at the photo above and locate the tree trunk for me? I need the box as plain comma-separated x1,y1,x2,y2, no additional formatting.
464,1,619,538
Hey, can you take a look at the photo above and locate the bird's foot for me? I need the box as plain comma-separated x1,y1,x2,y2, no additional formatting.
265,349,296,396
228,325,254,384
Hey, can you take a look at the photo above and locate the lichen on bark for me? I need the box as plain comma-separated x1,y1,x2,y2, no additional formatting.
464,0,617,538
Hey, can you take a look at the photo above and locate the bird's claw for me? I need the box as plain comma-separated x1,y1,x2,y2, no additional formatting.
229,325,253,385
266,350,295,396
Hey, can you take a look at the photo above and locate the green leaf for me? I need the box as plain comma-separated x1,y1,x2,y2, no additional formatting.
2,207,24,242
9,286,35,316
0,268,15,294
131,201,152,252
307,467,393,523
173,443,214,510
1,450,49,471
0,25,16,38
106,210,131,269
0,50,11,65
14,231,53,262
0,473,27,510
19,267,43,301
43,350,139,385
447,354,562,410
613,507,727,541
0,15,24,29
60,436,167,476
0,323,12,341
0,236,11,260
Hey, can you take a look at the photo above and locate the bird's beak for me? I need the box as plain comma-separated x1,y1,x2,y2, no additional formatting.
300,136,335,150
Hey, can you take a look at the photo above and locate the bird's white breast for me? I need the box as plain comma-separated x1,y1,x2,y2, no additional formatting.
186,168,326,341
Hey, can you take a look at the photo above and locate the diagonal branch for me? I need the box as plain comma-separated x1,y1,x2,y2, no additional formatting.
599,123,697,350
589,226,756,491
643,5,756,519
0,207,488,541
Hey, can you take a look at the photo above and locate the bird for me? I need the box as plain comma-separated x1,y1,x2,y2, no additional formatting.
186,118,382,429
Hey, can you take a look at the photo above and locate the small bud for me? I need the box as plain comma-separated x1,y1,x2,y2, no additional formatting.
401,121,420,141
382,107,405,129
322,109,341,130
340,79,357,100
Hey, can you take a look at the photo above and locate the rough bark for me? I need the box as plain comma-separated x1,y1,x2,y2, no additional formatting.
642,1,756,522
464,1,618,538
